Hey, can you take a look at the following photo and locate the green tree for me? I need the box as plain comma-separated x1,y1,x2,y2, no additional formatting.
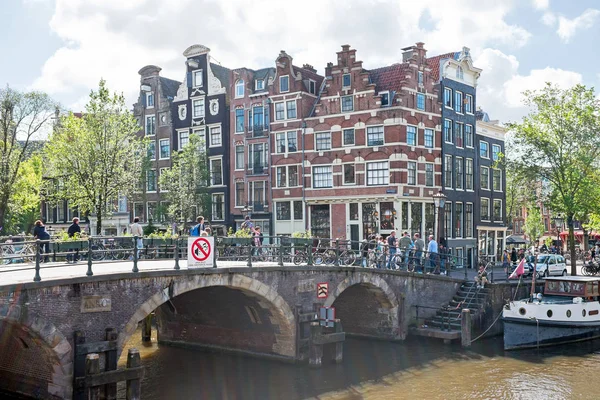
5,154,44,233
524,205,545,247
510,84,600,275
0,86,56,233
158,134,210,223
45,80,146,235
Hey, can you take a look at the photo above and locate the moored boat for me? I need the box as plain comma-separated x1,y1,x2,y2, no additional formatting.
503,276,600,350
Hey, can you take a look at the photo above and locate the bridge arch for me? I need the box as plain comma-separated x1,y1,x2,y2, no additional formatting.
0,314,71,399
325,273,402,339
119,274,296,359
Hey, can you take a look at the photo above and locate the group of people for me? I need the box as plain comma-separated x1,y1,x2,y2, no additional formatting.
33,217,81,263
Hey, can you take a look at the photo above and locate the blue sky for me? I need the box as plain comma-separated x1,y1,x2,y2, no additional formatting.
2,0,599,123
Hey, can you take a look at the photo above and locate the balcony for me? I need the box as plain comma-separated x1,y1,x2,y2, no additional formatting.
247,163,267,175
246,124,269,139
251,202,269,212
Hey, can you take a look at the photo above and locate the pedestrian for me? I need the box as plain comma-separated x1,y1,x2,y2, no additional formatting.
33,220,51,263
399,231,413,269
360,238,370,267
427,235,438,273
413,233,424,273
130,217,144,259
439,243,447,275
190,216,205,236
375,236,385,269
67,217,81,263
252,226,264,256
386,231,398,269
502,249,510,277
241,215,256,234
511,247,518,268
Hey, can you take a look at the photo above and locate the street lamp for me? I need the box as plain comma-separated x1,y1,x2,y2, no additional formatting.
432,191,447,242
241,203,253,218
554,214,564,253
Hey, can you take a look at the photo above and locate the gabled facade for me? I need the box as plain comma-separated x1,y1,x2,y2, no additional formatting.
429,47,481,267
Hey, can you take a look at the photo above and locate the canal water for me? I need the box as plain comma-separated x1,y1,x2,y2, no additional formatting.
114,329,600,400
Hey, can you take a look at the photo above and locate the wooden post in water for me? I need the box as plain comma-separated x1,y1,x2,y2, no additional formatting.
334,319,344,363
85,353,101,400
105,328,118,400
126,348,142,400
461,308,472,347
309,322,322,367
142,314,152,342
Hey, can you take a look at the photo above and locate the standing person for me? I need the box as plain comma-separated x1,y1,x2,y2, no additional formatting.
386,231,398,269
427,235,438,273
399,231,413,270
413,233,425,273
241,215,256,234
252,226,264,256
502,249,510,278
360,238,369,267
511,247,518,269
130,217,144,259
190,216,205,237
33,220,51,263
67,217,81,263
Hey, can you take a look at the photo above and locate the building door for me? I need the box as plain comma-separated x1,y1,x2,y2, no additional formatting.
350,224,359,250
310,205,330,238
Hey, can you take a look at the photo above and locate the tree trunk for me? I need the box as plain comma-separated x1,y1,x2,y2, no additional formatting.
583,227,589,252
0,193,10,234
96,204,103,236
568,214,577,276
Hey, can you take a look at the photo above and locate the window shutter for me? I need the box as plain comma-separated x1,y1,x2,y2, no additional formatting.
187,72,192,88
141,93,147,107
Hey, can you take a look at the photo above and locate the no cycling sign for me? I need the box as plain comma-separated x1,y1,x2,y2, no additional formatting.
188,237,214,268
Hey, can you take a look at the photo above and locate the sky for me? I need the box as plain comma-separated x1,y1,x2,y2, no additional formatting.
2,0,599,124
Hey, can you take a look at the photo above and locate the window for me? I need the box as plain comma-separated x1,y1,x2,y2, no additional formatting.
286,100,297,119
344,164,355,184
252,106,264,130
454,91,463,113
313,166,333,188
147,202,157,222
193,70,203,87
367,161,389,186
465,203,473,237
444,88,452,108
235,145,244,170
147,142,156,159
159,139,170,159
425,163,434,187
193,127,206,142
380,91,390,106
480,141,489,158
455,202,463,238
146,92,154,108
235,182,245,207
212,194,224,221
343,128,355,146
456,66,464,80
192,98,205,118
341,95,354,112
455,157,463,190
407,162,416,186
147,170,156,192
455,122,464,148
288,165,298,186
280,75,289,93
210,158,223,185
287,131,297,152
145,115,155,136
179,130,189,149
293,200,303,220
209,126,222,147
465,94,473,114
235,108,244,133
248,143,266,170
276,165,298,188
445,155,453,188
407,125,417,146
466,158,474,190
275,131,298,153
445,202,452,239
276,166,287,188
444,119,452,143
492,144,501,161
416,93,425,111
493,169,502,191
276,202,291,220
465,124,473,147
418,71,424,85
493,199,502,221
424,129,434,148
480,166,489,190
367,126,384,146
251,181,265,205
308,80,316,94
275,102,285,120
342,73,351,88
255,79,264,90
235,80,244,98
315,132,332,151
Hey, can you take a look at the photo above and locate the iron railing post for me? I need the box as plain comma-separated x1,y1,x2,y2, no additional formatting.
33,239,41,282
174,238,180,270
132,236,139,273
247,243,253,268
213,238,218,268
464,255,467,281
490,256,494,283
86,236,93,277
335,239,340,266
278,236,284,267
307,244,314,267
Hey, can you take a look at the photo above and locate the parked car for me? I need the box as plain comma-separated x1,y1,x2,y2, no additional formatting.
535,254,568,279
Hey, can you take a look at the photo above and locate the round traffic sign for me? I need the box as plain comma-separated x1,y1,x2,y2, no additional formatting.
191,238,211,262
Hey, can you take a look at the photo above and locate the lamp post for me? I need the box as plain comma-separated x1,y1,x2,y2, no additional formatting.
241,203,253,219
553,214,564,254
433,191,447,243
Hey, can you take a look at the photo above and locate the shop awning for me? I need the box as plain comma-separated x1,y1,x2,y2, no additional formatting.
506,235,527,244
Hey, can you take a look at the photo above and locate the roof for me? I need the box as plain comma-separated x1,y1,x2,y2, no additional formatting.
293,65,325,88
427,52,459,81
368,63,410,93
210,62,231,87
159,77,181,100
545,276,600,282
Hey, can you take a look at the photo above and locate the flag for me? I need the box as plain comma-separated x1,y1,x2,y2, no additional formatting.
509,258,525,279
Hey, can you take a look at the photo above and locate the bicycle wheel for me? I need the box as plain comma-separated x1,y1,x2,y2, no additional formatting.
91,243,105,261
293,250,307,265
582,265,591,275
341,250,356,266
23,245,36,263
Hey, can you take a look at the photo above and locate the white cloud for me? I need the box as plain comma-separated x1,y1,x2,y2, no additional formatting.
557,8,600,42
30,0,532,110
541,11,556,26
532,0,549,10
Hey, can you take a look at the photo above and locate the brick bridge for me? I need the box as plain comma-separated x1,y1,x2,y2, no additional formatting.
0,265,463,399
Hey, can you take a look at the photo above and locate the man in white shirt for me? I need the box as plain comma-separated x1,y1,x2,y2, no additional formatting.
130,217,144,259
427,235,438,273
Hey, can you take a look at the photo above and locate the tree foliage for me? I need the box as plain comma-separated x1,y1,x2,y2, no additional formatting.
0,86,56,234
509,84,600,274
158,134,210,223
524,205,545,246
3,154,43,234
45,80,146,234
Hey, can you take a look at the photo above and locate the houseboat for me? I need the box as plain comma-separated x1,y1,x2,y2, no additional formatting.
503,276,600,350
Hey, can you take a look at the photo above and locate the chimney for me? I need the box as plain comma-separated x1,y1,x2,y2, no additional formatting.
302,63,316,73
138,65,162,79
325,62,334,77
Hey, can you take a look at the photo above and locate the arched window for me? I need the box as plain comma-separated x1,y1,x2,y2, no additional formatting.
456,66,464,80
235,80,244,98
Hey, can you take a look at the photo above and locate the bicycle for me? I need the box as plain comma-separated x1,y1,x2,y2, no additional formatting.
1,241,37,264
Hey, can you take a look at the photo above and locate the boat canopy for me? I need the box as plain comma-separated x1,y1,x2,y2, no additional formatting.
545,276,600,297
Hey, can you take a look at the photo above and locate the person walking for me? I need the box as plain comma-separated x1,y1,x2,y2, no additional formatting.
510,247,518,269
413,233,425,273
427,235,438,273
130,217,144,259
67,217,81,263
502,249,510,278
241,215,256,234
33,220,51,263
190,216,205,237
399,231,413,270
386,231,398,269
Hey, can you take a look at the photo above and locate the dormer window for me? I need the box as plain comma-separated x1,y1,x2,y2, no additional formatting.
418,71,424,85
255,79,264,90
456,66,464,80
146,92,154,108
193,70,203,87
309,79,316,95
380,91,390,107
235,80,244,98
280,75,289,93
342,74,351,88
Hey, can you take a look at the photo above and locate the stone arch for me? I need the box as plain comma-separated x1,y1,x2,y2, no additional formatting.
0,315,72,399
119,274,296,359
325,273,402,339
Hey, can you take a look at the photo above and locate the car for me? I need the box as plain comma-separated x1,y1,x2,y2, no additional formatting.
535,254,568,279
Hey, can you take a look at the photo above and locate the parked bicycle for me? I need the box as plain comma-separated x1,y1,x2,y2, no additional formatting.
1,241,37,264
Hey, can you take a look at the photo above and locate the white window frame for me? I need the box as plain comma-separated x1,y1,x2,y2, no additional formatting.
455,122,464,148
159,138,170,160
465,94,474,114
312,165,333,188
234,108,245,133
276,166,288,188
209,157,224,186
444,87,452,108
492,144,501,161
342,73,351,88
465,203,474,238
366,161,389,186
379,91,390,107
212,193,225,221
341,95,354,112
315,132,332,151
235,80,244,98
465,124,474,148
493,168,503,192
146,169,157,193
308,79,316,95
466,158,474,191
454,91,463,113
286,100,297,119
480,166,490,190
147,201,157,222
424,128,434,149
178,129,189,150
343,128,355,146
455,156,463,190
418,71,424,85
147,141,156,160
444,119,452,143
481,198,490,222
367,126,384,146
343,163,355,185
209,125,222,148
416,93,425,111
145,115,156,136
406,125,417,146
455,202,463,238
279,75,289,93
235,182,245,208
146,92,154,108
192,98,205,118
255,79,264,90
193,69,203,87
276,201,292,221
407,161,417,186
193,127,206,143
250,181,266,205
493,199,503,221
480,141,490,159
425,163,434,187
235,145,244,170
444,155,453,189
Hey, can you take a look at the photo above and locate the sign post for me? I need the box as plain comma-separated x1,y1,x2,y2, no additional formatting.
188,237,214,268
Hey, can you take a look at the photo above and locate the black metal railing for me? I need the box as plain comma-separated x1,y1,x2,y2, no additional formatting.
246,163,267,175
245,124,269,138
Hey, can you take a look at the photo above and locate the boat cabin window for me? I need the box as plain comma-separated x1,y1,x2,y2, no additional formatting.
545,280,586,296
